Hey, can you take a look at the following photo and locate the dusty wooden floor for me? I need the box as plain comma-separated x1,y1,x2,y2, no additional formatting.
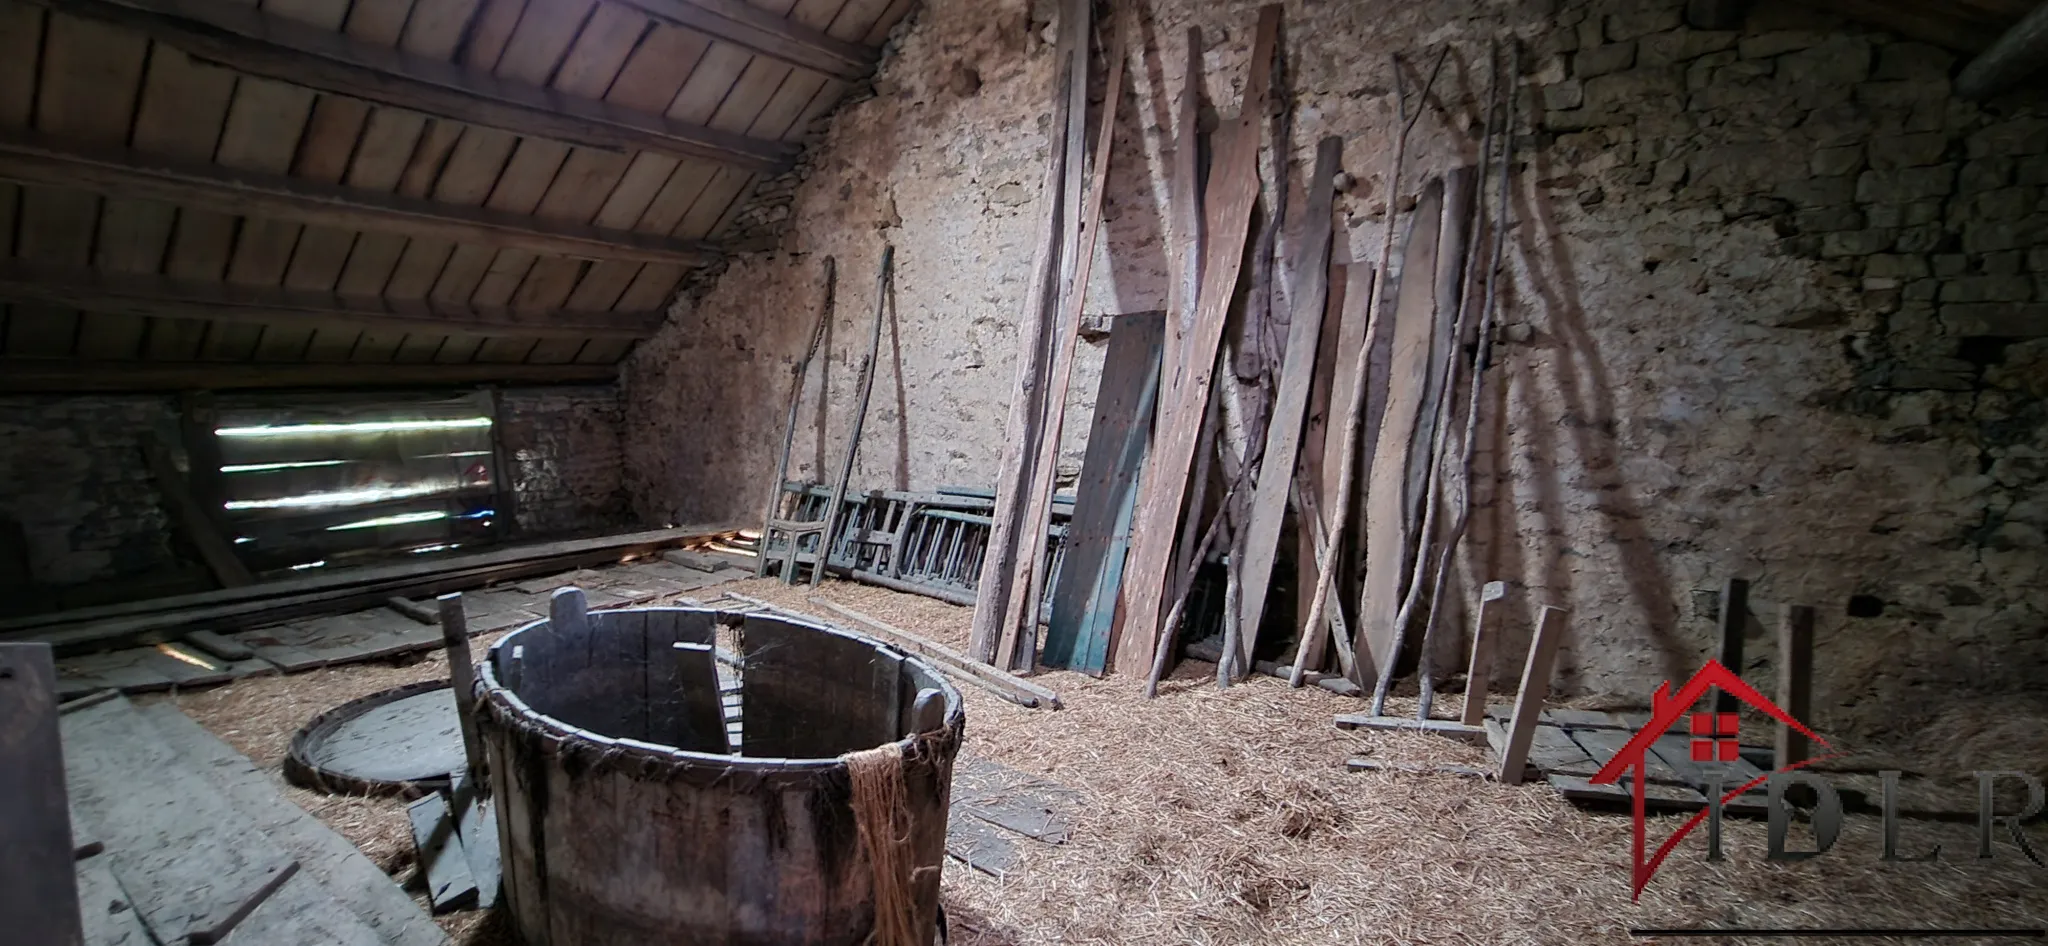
172,575,2048,946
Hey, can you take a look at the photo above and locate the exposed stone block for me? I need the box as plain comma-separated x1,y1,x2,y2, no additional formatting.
1944,303,2048,337
1543,80,1585,111
1963,216,2048,253
1866,254,1930,279
1886,361,1979,391
1797,207,1866,232
1961,158,2015,194
1873,42,1957,81
1940,276,2036,304
2016,156,2048,187
1935,254,1972,277
1855,166,1957,203
1738,32,1823,60
1607,9,1683,41
2030,248,2048,273
1777,176,1857,207
1811,145,1865,177
1868,132,1951,170
1822,230,1895,257
1777,36,1873,88
1575,42,1637,78
1969,120,2048,159
1638,29,1738,66
1894,226,1949,254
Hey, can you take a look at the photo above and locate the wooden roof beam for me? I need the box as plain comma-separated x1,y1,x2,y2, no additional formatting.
1958,0,2048,98
0,264,667,341
0,134,720,266
613,0,880,80
0,360,620,393
25,0,800,172
1795,0,2015,52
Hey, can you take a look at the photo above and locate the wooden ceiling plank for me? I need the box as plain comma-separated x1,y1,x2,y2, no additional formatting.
283,95,375,293
302,324,362,361
510,257,584,311
523,337,587,364
0,357,617,390
27,0,800,170
858,0,913,45
0,263,663,336
562,258,639,310
468,248,538,306
573,336,631,364
250,322,317,359
472,335,539,363
343,0,413,45
433,334,486,363
552,2,648,98
0,4,43,129
0,134,726,265
131,47,241,358
399,0,477,59
389,332,444,361
429,245,498,303
607,0,874,80
614,262,685,310
347,329,405,361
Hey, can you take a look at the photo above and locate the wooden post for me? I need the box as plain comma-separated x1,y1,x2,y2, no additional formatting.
759,257,835,579
814,247,893,589
1957,0,2048,100
1460,581,1508,727
1775,604,1815,771
1716,577,1750,714
1497,605,1567,785
0,643,83,946
437,593,486,779
141,433,255,588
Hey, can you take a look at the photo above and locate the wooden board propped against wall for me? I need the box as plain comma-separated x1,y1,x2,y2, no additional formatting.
1355,178,1443,681
1112,5,1281,676
1043,312,1165,675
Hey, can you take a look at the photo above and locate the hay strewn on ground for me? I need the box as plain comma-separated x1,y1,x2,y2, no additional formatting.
175,576,2048,946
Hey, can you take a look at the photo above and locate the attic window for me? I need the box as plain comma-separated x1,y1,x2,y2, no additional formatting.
207,392,504,573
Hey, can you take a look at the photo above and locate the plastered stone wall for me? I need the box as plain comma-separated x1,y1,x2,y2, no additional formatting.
623,0,2048,743
0,395,183,586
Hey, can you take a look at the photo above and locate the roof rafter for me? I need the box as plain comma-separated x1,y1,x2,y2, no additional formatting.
0,359,620,392
0,264,668,341
613,0,880,80
0,134,721,266
23,0,800,172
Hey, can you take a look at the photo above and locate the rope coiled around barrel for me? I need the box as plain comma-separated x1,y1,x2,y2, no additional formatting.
842,741,922,946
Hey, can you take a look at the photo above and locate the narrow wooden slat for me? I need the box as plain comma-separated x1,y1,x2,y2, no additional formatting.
0,357,616,390
1497,605,1567,785
1238,137,1341,656
1776,604,1815,770
1716,576,1750,713
641,609,726,753
0,133,723,265
1113,6,1280,675
609,0,874,79
1459,580,1508,726
0,644,83,946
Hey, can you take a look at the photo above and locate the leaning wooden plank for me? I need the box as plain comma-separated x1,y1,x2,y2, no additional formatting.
182,629,254,662
25,0,798,170
969,0,1085,666
406,792,477,913
131,702,449,946
141,434,254,589
77,855,151,946
1240,136,1341,663
0,644,83,946
1113,5,1282,675
804,596,1061,710
0,133,719,265
1459,581,1508,726
1776,603,1815,770
62,697,300,946
1357,177,1446,684
451,774,501,912
1009,12,1126,671
1496,605,1567,785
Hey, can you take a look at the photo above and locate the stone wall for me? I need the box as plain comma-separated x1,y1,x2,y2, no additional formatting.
0,395,183,587
497,385,635,537
621,0,2048,743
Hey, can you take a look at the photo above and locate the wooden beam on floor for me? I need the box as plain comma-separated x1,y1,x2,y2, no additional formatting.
0,264,665,340
611,0,878,80
0,134,720,266
0,359,618,393
24,0,798,172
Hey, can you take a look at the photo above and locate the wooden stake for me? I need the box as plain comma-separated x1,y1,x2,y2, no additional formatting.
1716,577,1750,713
436,593,486,779
758,256,835,579
1498,605,1567,785
1775,604,1815,771
1460,580,1508,727
813,247,893,589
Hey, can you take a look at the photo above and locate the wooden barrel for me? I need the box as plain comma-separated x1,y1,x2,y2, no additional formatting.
473,588,963,946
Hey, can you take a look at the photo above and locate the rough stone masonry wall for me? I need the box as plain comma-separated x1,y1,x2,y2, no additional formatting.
0,395,184,587
497,385,634,537
623,0,2048,744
